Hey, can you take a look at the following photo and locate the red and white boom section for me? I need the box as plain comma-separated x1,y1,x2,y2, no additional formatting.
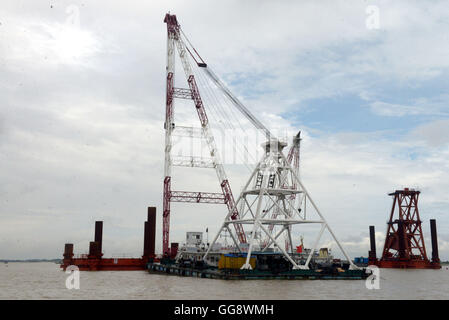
163,13,251,255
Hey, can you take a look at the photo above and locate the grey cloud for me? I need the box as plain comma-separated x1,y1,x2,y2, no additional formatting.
411,119,449,147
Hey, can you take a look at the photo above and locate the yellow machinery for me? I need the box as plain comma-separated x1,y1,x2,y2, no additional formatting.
218,254,256,270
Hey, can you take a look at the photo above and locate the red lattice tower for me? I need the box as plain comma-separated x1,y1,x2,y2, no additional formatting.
378,188,436,268
162,14,246,256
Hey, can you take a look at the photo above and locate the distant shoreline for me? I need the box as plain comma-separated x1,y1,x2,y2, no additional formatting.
1,259,61,263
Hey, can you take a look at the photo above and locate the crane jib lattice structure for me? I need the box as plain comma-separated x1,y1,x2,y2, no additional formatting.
163,13,251,255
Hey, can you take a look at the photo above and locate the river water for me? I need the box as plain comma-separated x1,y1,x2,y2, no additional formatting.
1,262,448,299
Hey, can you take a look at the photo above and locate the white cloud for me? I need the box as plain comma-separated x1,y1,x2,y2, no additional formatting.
411,119,449,147
370,101,432,117
368,98,449,117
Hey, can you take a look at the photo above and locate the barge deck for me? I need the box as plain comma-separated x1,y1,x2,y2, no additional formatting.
147,262,369,280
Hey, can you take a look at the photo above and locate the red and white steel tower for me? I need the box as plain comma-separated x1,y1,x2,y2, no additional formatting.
163,13,246,256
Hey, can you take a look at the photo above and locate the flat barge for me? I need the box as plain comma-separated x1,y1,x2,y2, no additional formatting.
60,207,158,271
147,262,369,280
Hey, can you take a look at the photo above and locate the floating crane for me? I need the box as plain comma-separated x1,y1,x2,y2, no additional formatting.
163,13,358,270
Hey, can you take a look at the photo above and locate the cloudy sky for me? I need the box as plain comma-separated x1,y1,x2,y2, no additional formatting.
1,0,448,260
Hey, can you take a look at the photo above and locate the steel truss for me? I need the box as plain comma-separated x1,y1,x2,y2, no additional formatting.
381,189,429,261
264,131,301,252
170,191,226,204
163,14,246,255
204,139,359,270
